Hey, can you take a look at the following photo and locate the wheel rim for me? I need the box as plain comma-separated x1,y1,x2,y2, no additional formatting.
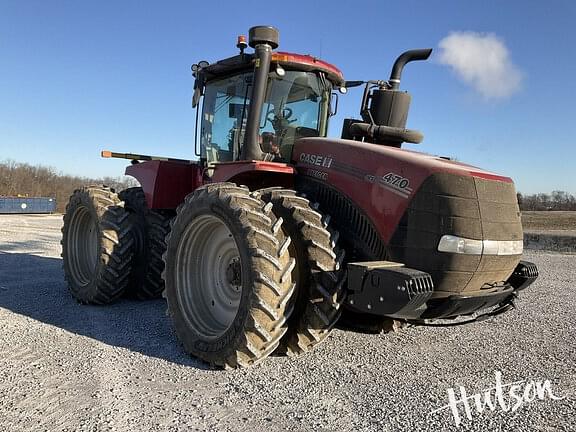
176,214,242,340
67,206,99,286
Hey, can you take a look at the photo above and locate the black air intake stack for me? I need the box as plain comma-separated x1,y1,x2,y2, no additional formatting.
241,26,279,161
344,48,432,147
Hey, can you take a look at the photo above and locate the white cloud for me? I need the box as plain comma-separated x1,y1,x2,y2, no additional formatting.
438,31,523,100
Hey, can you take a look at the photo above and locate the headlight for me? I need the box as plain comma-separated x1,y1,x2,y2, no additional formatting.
438,235,523,256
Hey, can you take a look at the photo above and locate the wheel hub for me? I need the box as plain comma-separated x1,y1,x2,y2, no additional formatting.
226,259,241,287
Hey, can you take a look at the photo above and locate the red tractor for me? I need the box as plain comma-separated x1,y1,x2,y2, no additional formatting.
61,26,538,368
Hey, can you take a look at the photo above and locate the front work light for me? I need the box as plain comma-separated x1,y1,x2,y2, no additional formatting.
438,235,523,256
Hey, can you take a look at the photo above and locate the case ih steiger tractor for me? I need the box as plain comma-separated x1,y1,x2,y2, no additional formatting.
62,26,538,368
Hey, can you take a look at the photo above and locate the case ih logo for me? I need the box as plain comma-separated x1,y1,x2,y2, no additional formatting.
299,153,333,168
365,172,413,198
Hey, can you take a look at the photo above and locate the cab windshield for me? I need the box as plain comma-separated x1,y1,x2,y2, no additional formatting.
200,70,331,165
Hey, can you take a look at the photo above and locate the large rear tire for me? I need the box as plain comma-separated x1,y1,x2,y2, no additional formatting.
258,188,345,356
118,187,173,299
163,183,296,368
61,186,134,304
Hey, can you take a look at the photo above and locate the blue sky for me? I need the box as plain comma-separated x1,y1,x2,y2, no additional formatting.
1,0,574,194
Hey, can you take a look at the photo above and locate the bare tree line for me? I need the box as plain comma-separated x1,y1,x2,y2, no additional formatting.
0,160,138,213
517,191,576,211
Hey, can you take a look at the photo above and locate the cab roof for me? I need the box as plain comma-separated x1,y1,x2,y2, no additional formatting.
201,51,344,86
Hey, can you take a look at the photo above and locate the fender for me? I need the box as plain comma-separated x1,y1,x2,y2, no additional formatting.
211,160,295,190
125,160,295,209
125,161,204,209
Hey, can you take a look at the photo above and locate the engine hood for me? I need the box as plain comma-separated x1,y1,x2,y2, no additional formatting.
293,138,512,186
293,137,522,294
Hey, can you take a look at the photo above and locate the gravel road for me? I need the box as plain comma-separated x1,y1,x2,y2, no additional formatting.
0,214,574,432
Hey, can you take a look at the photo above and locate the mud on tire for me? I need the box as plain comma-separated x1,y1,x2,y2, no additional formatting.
163,183,296,368
118,187,173,299
61,186,133,304
258,188,345,356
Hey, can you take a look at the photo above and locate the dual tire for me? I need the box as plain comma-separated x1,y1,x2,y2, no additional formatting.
162,184,344,366
61,186,133,304
62,186,171,303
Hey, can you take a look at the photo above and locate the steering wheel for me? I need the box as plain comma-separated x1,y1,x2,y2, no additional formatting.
266,107,296,129
281,107,293,120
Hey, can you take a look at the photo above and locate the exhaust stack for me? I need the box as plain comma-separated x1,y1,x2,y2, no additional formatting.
344,48,432,147
388,48,432,90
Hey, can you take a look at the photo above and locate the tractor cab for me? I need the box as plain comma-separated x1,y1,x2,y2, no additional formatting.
200,69,330,165
191,30,344,172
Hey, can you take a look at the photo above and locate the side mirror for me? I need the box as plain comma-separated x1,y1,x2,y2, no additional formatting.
191,61,209,78
330,92,339,116
192,85,202,108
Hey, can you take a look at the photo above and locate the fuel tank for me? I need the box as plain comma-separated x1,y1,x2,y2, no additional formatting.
292,138,523,296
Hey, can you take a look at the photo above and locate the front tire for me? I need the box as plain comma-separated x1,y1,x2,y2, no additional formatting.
61,186,134,304
163,183,296,368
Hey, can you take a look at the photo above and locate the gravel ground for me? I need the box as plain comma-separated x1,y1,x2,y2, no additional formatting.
0,214,574,432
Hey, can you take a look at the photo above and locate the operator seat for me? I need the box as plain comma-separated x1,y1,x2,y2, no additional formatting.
279,126,319,161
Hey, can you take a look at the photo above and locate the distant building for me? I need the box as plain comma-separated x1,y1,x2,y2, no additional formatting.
0,197,57,214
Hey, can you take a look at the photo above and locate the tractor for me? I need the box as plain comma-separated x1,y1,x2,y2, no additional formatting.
61,26,538,368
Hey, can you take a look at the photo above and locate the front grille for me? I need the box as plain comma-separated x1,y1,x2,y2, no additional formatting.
388,172,523,294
